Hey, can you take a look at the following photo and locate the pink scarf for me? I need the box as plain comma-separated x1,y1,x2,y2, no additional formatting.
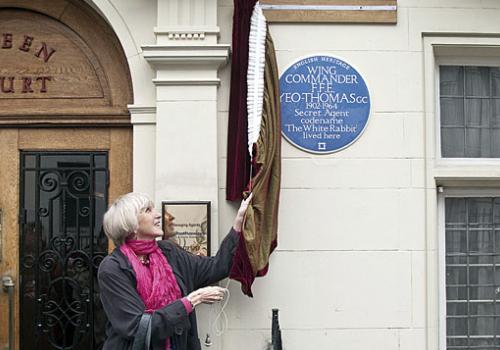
121,239,181,349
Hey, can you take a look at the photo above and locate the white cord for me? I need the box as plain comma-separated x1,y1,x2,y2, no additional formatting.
212,279,231,336
205,279,231,347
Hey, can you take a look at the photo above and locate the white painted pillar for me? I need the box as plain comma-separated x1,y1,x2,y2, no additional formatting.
142,2,230,348
143,0,229,220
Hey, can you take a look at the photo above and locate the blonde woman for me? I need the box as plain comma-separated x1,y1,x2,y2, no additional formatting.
98,192,250,350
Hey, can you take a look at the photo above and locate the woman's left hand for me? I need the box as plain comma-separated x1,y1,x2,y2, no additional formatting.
232,193,252,232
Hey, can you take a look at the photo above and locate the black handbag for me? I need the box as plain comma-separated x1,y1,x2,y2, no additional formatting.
132,313,152,350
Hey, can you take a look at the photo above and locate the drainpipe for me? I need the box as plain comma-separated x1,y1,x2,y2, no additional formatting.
2,275,14,350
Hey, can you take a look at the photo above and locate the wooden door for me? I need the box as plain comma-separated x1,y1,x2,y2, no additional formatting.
0,1,134,349
0,128,132,350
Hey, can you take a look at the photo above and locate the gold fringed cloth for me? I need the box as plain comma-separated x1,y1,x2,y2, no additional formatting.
230,30,281,297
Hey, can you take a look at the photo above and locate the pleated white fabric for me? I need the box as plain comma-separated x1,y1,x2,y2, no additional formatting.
247,2,267,157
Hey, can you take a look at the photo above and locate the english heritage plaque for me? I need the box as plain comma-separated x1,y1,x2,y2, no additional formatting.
280,55,371,154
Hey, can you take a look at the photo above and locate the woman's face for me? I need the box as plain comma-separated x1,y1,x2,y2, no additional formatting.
135,205,163,240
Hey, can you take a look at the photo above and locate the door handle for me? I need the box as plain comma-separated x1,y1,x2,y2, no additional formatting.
2,275,14,350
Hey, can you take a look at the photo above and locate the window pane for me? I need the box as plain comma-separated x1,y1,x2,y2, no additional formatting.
494,199,500,224
469,231,494,255
491,68,500,97
447,337,468,348
447,286,468,300
445,197,500,349
465,128,491,158
442,127,465,157
441,66,464,96
491,129,500,157
466,99,491,127
469,317,495,336
470,302,495,316
492,100,500,127
469,336,495,347
447,266,467,285
440,66,500,159
446,198,467,224
447,318,468,336
469,266,494,285
448,301,468,316
469,198,493,225
441,98,465,126
469,286,495,300
446,230,467,254
466,66,490,97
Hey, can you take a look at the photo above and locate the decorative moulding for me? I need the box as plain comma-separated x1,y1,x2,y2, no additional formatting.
127,105,156,114
154,26,221,40
141,45,230,67
152,79,220,86
128,105,156,125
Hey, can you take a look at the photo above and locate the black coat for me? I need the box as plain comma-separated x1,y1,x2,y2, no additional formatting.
97,229,239,350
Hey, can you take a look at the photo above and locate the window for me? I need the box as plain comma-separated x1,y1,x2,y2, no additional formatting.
440,66,500,158
445,197,500,349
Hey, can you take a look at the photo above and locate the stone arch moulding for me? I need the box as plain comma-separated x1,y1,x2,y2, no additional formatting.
0,0,133,126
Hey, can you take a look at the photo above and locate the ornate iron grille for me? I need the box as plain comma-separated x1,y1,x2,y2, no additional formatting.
20,152,109,350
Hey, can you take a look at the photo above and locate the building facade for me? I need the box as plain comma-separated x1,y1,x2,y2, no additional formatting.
1,0,500,349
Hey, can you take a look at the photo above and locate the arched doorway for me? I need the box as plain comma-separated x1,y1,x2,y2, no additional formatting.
0,1,133,349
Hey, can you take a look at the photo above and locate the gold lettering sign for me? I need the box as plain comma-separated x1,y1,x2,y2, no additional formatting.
0,10,104,99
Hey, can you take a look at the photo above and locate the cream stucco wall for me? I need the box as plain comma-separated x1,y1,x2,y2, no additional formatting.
87,0,500,349
216,1,500,350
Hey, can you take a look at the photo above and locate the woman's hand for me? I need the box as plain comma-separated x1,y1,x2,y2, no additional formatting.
233,193,253,232
186,286,227,307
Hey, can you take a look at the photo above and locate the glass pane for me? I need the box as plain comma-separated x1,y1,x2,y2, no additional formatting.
447,317,468,336
441,66,464,96
491,129,500,158
470,286,495,300
447,337,468,348
446,198,467,224
466,66,490,97
469,198,494,225
469,266,494,285
441,98,465,126
448,301,468,316
466,99,491,127
23,154,36,168
470,302,495,316
447,266,468,285
465,128,491,158
469,317,495,335
492,100,500,127
447,286,468,300
494,200,500,224
469,337,495,347
442,127,465,157
447,230,467,254
94,154,107,168
469,231,493,254
40,154,91,169
491,68,500,97
447,255,468,265
20,152,108,350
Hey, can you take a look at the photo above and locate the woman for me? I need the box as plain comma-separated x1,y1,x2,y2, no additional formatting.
98,192,250,350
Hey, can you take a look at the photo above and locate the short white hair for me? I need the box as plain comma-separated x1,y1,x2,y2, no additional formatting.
103,192,154,246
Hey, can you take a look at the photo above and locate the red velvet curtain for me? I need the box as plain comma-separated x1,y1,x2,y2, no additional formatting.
226,0,258,201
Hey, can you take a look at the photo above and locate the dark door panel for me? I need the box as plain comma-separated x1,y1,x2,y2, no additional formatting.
20,152,108,350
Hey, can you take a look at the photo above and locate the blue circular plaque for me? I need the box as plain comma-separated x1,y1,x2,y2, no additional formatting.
280,55,371,154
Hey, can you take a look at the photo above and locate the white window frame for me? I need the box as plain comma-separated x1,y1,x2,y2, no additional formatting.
424,35,500,350
436,56,500,165
438,188,500,350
